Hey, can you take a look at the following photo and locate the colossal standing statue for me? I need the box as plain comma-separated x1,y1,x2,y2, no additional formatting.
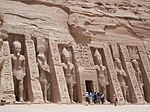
61,47,75,103
114,58,128,103
11,40,26,102
37,44,50,103
131,59,144,97
94,49,109,103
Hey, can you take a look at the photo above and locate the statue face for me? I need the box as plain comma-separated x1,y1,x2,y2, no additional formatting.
14,45,21,53
96,56,102,64
65,57,70,62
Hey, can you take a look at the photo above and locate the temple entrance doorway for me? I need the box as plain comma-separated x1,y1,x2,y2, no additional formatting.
85,80,94,93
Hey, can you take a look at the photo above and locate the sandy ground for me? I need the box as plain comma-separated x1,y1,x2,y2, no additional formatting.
0,103,150,112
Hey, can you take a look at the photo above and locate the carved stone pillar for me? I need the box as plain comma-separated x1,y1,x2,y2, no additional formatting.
138,45,150,102
119,45,145,103
1,41,15,103
103,44,124,104
48,40,70,103
25,38,44,103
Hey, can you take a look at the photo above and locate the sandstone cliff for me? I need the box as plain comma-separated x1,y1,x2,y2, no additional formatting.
0,0,149,42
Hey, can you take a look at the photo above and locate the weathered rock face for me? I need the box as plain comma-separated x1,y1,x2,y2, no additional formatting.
0,0,150,105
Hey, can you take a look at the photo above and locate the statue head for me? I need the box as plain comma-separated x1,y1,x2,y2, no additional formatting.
61,47,70,62
12,40,21,56
131,59,139,68
37,45,46,54
94,49,102,64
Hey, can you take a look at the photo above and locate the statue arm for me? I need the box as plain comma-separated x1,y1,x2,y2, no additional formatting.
104,67,109,85
62,63,67,69
72,66,76,84
23,57,26,76
37,56,50,73
37,56,42,67
44,63,50,73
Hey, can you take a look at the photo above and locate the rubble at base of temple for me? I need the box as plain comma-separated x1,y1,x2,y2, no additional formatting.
0,0,150,105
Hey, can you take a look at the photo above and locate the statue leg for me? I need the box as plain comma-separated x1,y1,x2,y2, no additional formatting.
41,79,48,103
19,80,24,102
44,80,48,103
68,82,74,103
122,85,127,103
103,86,107,103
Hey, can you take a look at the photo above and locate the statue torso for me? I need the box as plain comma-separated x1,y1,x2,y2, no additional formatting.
11,54,25,80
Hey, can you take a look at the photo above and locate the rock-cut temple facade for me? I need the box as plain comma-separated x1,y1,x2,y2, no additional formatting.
0,0,150,105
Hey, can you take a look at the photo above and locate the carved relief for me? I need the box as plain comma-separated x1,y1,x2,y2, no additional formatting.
103,45,125,104
48,40,70,103
61,47,76,103
90,43,125,104
10,40,26,102
37,39,51,103
120,45,145,103
25,38,44,103
73,44,93,67
93,48,109,103
131,59,144,98
114,57,128,103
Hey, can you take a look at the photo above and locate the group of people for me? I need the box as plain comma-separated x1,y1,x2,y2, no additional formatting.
85,92,105,104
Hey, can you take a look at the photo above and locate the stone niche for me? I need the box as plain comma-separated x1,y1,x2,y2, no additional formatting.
7,34,27,102
58,44,78,102
90,47,111,102
127,45,150,102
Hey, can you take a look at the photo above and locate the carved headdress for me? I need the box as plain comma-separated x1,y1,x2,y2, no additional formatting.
37,39,46,52
94,49,102,60
61,47,70,58
13,40,21,48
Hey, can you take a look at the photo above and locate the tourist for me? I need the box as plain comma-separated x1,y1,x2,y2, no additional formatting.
97,92,101,103
85,92,90,103
113,94,118,106
100,92,105,104
89,92,93,104
93,92,97,104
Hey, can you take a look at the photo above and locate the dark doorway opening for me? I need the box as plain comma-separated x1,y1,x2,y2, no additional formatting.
85,80,94,93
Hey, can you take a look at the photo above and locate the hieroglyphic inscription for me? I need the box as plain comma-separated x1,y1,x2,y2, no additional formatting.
138,46,150,102
48,40,70,103
72,44,94,67
1,41,15,102
127,46,139,60
25,39,43,102
103,45,124,104
89,42,124,103
55,66,69,100
120,45,144,103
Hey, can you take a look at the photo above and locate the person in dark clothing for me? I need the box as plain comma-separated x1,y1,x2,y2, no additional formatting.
93,92,97,103
113,94,118,106
97,92,101,103
100,92,105,104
